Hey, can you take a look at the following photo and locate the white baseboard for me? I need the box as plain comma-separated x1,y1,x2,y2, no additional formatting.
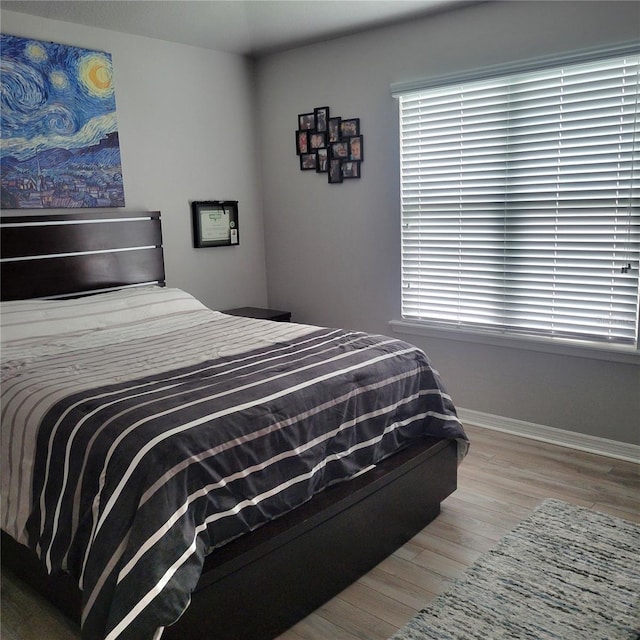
457,408,640,464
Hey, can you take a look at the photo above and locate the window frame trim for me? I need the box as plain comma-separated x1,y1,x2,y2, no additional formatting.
389,318,640,364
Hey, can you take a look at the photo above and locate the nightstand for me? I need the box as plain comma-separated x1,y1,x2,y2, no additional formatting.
222,307,291,322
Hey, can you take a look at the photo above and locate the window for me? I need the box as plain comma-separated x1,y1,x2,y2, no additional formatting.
395,47,640,349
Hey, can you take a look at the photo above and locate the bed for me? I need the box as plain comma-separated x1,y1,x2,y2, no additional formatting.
0,211,468,640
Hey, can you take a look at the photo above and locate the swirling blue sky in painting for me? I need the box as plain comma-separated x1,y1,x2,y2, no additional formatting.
1,34,119,161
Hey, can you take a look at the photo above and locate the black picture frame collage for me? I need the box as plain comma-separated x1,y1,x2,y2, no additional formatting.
296,106,362,183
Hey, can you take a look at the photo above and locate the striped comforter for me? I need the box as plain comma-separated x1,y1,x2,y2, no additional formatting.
1,287,467,640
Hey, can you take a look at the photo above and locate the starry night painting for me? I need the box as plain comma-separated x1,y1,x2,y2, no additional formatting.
0,34,125,209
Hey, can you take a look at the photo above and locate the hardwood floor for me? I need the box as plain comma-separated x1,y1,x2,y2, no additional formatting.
2,424,638,640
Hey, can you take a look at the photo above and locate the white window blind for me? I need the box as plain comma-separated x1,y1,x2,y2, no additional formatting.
397,49,640,348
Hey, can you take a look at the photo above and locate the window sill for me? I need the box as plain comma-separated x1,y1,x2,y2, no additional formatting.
388,319,640,365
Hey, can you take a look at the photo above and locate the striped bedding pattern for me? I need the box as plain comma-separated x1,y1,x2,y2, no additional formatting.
1,287,467,640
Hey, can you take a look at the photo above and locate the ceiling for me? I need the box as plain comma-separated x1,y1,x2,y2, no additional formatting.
1,0,474,57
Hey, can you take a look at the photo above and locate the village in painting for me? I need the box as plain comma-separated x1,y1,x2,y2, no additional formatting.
0,35,125,209
1,132,124,208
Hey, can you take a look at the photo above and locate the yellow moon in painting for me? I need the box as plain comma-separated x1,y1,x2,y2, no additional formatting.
78,53,114,98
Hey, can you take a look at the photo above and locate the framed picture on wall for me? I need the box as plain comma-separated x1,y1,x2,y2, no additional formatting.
328,158,343,184
330,140,349,159
309,131,326,149
192,200,239,247
314,106,330,132
300,153,317,170
298,112,316,130
342,161,361,179
340,118,360,137
328,117,341,143
0,34,126,209
316,148,329,173
296,130,309,155
349,135,363,161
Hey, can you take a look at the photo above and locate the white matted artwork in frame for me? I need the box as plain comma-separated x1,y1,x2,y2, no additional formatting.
191,200,239,248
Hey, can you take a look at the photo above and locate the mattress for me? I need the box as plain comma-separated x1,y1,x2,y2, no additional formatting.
0,287,467,640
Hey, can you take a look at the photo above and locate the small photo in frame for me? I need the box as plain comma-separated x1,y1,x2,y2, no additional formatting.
349,135,363,161
192,200,239,248
298,112,315,130
296,130,309,155
309,131,326,149
328,158,343,184
342,161,361,179
328,117,341,143
316,147,329,173
340,118,360,137
330,140,349,159
300,152,317,170
315,106,330,132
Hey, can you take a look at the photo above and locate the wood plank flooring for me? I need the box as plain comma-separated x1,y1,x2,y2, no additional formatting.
2,424,638,640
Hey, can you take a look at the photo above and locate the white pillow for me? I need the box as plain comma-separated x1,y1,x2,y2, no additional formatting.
0,286,209,343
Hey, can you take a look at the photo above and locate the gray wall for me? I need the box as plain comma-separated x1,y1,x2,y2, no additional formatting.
2,3,638,446
256,0,640,444
1,9,269,312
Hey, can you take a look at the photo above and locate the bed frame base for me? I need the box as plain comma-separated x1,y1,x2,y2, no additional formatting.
1,438,456,640
0,211,460,639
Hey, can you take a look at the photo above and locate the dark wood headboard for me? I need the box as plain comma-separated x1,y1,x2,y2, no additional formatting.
0,211,165,301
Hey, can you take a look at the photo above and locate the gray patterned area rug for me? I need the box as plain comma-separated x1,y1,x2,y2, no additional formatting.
390,499,639,640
